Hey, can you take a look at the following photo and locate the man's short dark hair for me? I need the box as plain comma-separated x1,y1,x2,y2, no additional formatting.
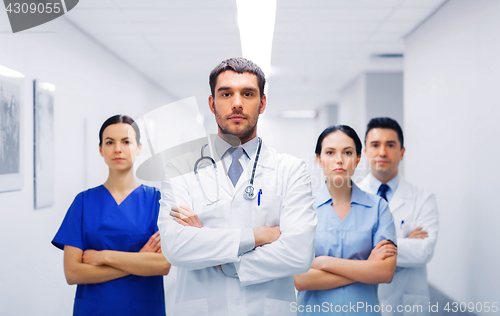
209,57,266,98
365,117,404,149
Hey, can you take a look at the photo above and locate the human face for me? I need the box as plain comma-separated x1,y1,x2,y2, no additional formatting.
364,128,405,183
208,70,266,144
99,123,142,171
317,131,360,187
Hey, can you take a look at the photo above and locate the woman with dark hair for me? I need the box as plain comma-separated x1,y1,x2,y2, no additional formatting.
52,115,170,316
294,125,397,315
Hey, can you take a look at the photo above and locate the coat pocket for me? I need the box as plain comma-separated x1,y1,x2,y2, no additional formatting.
402,294,429,316
173,298,208,316
264,298,296,316
253,194,282,227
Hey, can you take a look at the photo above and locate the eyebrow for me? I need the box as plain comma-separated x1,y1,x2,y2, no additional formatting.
104,137,129,141
217,86,258,92
369,140,397,144
324,146,354,150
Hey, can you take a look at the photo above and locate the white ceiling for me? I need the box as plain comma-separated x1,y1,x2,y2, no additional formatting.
64,0,446,117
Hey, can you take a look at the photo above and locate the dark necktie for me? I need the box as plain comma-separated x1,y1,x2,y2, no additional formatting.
227,147,244,187
378,184,390,201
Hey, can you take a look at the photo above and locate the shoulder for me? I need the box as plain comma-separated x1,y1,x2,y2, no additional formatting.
63,186,104,215
352,182,383,209
159,147,200,181
356,176,371,191
271,147,306,169
139,184,160,194
136,184,162,201
313,184,331,209
398,178,435,201
76,185,104,200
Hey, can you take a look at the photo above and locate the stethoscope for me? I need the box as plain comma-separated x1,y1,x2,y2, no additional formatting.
193,138,262,205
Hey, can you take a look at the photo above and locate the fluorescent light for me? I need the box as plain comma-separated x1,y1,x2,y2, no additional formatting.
38,82,56,92
281,111,318,119
0,65,25,78
236,0,277,78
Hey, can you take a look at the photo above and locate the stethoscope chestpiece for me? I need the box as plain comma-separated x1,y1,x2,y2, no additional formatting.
243,185,257,200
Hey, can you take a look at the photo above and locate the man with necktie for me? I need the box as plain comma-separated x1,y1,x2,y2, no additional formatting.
358,117,439,316
158,57,317,316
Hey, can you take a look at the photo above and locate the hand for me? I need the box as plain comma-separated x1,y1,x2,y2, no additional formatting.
140,231,162,253
311,256,330,270
82,249,105,266
368,240,397,261
170,205,203,228
253,226,281,247
408,227,428,239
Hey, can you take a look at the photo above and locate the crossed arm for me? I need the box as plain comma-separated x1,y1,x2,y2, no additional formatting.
161,158,316,286
171,205,281,249
63,232,171,285
293,240,397,291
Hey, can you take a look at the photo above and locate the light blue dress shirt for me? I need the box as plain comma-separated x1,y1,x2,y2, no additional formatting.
297,182,396,315
365,173,400,203
215,135,259,277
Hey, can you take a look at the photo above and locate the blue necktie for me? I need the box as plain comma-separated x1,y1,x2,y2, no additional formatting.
227,147,244,187
378,184,390,201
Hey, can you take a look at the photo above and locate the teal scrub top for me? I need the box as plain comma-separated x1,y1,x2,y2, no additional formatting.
297,182,396,315
52,185,165,316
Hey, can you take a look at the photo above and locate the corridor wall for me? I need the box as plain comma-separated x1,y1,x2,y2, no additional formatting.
404,0,500,311
0,14,173,316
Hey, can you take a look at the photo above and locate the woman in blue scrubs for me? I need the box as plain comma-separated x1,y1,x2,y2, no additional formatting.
294,125,397,315
52,115,170,316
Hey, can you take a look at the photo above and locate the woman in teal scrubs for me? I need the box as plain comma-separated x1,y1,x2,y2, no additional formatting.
294,125,397,315
52,115,170,316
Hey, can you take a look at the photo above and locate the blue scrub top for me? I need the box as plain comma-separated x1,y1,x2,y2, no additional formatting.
297,182,396,315
52,185,165,316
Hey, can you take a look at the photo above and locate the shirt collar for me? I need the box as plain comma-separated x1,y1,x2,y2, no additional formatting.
215,134,258,160
314,181,375,209
366,173,400,194
350,181,375,207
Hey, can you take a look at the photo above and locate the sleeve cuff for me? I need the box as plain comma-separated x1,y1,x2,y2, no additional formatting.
221,263,238,278
238,228,255,255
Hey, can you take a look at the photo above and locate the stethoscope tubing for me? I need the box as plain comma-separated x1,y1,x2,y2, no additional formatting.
194,138,262,203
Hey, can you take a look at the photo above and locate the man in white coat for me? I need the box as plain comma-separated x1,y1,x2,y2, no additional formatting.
158,58,317,316
358,117,439,316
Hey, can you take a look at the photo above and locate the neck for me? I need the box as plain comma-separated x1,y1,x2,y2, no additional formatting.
372,170,398,184
104,168,139,193
218,131,256,146
326,178,352,205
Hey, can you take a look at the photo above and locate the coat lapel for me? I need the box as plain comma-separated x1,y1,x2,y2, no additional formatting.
253,142,275,178
201,159,234,198
389,178,413,214
234,142,275,196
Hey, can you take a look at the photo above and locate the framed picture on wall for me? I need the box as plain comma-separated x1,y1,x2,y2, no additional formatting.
0,65,23,193
33,80,55,209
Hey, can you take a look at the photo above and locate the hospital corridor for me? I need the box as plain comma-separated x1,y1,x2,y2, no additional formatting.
0,0,498,315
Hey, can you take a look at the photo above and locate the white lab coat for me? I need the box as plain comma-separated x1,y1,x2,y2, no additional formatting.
358,176,439,316
158,141,317,316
